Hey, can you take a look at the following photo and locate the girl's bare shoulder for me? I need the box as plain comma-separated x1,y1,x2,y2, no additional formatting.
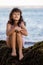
19,21,26,27
7,22,11,26
7,23,14,28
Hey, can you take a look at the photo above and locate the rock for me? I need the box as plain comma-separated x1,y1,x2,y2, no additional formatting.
0,40,43,65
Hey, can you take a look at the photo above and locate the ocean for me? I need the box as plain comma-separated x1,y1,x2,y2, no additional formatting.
0,7,43,47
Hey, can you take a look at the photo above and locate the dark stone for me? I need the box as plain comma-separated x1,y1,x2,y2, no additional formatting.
0,41,43,65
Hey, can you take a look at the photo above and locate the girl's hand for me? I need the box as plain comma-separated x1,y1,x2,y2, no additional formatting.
14,26,22,32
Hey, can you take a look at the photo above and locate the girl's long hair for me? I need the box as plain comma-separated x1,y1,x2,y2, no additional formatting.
7,8,26,26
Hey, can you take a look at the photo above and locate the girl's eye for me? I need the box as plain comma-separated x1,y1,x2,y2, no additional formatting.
17,14,20,15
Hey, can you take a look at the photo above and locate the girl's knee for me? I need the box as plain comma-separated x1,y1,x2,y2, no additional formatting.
17,32,22,37
12,31,16,36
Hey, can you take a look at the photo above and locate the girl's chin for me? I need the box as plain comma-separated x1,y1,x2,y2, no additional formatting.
14,19,19,21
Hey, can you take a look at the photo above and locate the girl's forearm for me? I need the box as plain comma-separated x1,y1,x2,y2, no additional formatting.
20,29,28,36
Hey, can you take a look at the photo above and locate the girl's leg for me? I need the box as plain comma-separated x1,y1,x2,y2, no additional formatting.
6,36,12,48
11,32,17,56
6,37,10,48
17,32,24,60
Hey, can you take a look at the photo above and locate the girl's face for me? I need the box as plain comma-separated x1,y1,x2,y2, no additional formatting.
12,12,20,23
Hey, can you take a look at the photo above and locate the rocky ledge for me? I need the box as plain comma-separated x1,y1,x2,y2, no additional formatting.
0,40,43,65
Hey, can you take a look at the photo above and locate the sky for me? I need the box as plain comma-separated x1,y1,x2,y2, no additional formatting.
0,0,43,6
0,7,43,42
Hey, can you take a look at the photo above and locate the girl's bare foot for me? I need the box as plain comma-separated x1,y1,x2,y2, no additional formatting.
19,54,24,60
11,51,17,56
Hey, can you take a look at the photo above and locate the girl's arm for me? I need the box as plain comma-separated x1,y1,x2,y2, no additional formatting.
6,23,16,36
20,22,28,36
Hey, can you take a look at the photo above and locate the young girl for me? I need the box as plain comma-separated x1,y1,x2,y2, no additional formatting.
6,8,28,60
